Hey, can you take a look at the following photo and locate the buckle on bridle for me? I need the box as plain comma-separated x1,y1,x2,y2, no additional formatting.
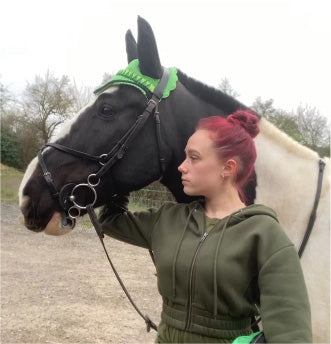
99,154,108,166
66,173,100,219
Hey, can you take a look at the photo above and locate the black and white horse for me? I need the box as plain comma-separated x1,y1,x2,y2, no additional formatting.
19,17,329,342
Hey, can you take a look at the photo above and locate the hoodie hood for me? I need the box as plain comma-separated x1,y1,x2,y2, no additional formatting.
189,200,279,226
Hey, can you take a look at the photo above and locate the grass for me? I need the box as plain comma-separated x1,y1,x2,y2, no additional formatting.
0,164,148,213
1,164,24,205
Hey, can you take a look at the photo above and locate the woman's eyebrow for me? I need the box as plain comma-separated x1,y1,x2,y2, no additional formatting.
185,148,200,155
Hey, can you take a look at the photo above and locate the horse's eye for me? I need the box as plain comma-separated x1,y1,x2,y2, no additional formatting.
99,104,113,117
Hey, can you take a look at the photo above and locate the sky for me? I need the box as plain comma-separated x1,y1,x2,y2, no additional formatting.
1,0,330,118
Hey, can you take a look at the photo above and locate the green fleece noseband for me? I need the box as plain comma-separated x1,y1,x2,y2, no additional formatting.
94,59,178,98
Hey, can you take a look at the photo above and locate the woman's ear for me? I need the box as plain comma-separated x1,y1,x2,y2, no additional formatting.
222,159,238,179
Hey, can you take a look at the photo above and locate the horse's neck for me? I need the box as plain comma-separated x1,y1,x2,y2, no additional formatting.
161,83,222,202
254,118,328,246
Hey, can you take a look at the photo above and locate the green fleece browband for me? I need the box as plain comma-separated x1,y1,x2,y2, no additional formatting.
94,59,178,98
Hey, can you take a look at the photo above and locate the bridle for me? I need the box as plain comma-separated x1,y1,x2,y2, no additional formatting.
38,68,170,229
37,67,326,334
37,68,171,333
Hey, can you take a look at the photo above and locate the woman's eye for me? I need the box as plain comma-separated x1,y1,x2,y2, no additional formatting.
100,104,113,116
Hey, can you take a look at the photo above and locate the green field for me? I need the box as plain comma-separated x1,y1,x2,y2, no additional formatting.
1,164,24,205
0,164,146,213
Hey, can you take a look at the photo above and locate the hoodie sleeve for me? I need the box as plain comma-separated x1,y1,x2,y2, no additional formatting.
99,204,167,249
258,244,312,343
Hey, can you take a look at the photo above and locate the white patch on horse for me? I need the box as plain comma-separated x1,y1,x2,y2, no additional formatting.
255,118,330,342
102,86,119,95
18,156,38,208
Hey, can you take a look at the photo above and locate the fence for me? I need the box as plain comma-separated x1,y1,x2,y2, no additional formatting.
129,182,175,209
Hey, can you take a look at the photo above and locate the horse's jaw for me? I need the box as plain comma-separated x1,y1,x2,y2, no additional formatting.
43,212,72,236
20,205,72,236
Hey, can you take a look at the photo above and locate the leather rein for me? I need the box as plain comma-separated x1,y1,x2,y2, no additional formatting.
38,66,326,333
38,68,171,332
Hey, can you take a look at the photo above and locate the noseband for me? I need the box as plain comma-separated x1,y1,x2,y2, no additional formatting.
38,68,170,228
36,69,171,333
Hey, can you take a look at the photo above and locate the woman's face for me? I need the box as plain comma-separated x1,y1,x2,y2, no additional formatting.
178,129,225,197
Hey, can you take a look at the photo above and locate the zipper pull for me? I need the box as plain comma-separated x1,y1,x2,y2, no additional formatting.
200,232,208,242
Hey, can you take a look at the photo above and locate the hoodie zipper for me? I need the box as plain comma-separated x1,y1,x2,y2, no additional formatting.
185,231,209,330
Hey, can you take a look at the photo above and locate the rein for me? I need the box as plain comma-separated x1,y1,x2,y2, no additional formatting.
298,159,326,257
38,67,171,332
38,68,326,334
86,204,157,332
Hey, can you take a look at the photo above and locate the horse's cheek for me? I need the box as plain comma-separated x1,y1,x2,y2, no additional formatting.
44,212,71,236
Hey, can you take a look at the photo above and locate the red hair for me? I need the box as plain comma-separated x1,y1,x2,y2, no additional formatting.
196,110,259,204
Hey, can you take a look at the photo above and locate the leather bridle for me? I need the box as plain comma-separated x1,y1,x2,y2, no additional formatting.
38,68,170,229
37,68,172,333
37,66,326,333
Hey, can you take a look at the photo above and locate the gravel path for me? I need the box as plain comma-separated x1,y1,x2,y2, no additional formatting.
1,202,161,343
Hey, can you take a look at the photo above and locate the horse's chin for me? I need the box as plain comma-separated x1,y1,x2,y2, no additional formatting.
44,212,72,236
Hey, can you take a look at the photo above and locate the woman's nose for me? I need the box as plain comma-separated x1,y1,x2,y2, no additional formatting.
178,160,186,173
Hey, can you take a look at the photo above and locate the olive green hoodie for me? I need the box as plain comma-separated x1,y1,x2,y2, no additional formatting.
100,201,312,343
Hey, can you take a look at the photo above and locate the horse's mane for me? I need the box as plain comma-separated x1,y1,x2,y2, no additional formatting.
176,70,321,162
177,69,252,115
260,118,320,161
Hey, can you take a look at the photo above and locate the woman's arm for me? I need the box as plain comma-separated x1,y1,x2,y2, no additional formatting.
258,244,312,343
98,195,165,249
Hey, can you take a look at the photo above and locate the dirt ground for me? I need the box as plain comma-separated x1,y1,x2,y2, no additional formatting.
1,202,162,343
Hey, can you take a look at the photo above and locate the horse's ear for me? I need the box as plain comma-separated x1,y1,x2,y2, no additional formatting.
125,29,138,63
137,16,163,79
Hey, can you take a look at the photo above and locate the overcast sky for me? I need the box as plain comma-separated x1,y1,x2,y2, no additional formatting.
1,0,330,118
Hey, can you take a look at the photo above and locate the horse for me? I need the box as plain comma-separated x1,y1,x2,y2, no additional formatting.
19,16,330,342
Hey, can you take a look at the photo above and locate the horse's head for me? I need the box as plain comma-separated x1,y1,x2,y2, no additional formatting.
19,17,176,234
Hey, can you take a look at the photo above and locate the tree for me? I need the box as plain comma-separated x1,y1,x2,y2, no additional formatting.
218,78,240,98
1,82,21,168
252,97,330,157
0,80,14,114
251,97,302,141
251,97,277,119
101,72,114,84
294,104,330,154
22,70,76,143
71,79,94,113
1,129,20,168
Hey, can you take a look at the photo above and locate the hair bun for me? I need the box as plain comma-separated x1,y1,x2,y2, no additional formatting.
227,110,259,138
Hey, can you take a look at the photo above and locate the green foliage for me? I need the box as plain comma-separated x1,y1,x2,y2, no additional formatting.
251,97,330,157
1,129,21,169
294,105,330,154
1,72,90,170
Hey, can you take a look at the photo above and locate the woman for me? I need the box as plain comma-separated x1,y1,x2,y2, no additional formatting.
99,110,312,343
